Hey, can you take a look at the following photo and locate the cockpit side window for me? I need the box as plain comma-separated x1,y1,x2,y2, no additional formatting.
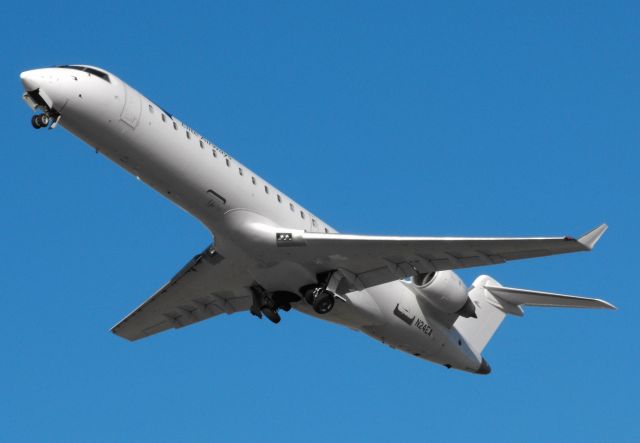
57,65,110,83
57,65,84,73
83,67,110,82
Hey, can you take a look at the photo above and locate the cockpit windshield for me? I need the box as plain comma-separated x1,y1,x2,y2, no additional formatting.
57,65,110,83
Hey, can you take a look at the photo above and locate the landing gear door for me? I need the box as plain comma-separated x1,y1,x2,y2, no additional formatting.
120,84,141,129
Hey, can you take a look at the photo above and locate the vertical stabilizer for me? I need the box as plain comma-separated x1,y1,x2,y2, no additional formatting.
454,275,507,353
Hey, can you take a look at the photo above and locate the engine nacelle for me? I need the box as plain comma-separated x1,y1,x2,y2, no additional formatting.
411,270,477,318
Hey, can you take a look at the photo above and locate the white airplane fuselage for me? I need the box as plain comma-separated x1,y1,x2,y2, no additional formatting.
19,66,500,374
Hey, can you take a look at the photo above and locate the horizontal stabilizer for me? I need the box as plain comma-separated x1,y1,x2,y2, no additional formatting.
485,285,616,312
455,275,615,354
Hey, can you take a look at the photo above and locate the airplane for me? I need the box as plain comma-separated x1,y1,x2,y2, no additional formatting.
20,65,615,375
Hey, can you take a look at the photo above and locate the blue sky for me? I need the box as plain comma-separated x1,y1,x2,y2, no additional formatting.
1,1,638,441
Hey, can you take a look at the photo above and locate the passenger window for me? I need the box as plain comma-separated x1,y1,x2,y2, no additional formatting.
173,122,178,130
161,114,166,122
264,185,269,194
239,168,243,176
289,203,294,211
186,131,191,139
312,219,317,226
251,177,256,185
199,140,204,149
212,149,217,158
277,194,282,203
300,211,305,219
324,227,329,233
148,104,154,113
225,158,230,167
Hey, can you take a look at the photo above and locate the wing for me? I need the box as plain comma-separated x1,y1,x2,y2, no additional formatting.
111,246,254,341
282,224,607,294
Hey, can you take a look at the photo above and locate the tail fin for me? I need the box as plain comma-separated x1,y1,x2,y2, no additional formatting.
455,275,615,353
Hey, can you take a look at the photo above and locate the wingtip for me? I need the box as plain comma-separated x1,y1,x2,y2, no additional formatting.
597,299,617,310
578,223,608,250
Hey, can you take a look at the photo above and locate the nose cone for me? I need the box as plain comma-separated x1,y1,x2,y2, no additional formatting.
20,69,42,91
20,68,70,112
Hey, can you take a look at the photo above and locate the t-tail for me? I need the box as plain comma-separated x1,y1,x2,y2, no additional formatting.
454,275,616,370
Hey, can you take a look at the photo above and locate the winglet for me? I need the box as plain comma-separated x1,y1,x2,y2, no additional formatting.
578,223,608,250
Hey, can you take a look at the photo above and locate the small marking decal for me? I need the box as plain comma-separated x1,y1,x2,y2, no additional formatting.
275,232,306,247
277,233,293,241
393,303,415,326
415,318,433,336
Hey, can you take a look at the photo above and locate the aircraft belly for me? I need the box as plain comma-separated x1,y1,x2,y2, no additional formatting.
361,283,443,357
248,260,317,295
288,288,386,330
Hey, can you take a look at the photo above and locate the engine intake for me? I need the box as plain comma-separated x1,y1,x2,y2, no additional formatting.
411,271,477,318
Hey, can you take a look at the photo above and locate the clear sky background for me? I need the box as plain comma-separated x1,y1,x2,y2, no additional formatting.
1,1,638,442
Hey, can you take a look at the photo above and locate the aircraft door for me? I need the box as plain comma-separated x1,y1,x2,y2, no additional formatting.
120,83,141,128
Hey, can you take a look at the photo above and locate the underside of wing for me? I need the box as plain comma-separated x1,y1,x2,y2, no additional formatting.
284,224,607,294
111,246,254,341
